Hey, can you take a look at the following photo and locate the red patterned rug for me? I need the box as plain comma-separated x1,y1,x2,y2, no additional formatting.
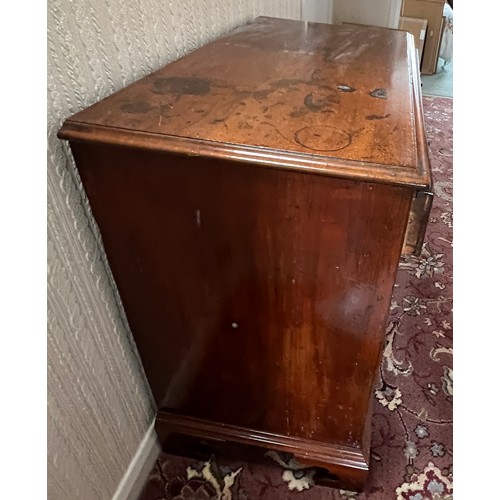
138,96,453,500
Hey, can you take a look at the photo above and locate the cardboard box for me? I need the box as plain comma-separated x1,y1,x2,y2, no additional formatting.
400,0,445,74
399,16,428,66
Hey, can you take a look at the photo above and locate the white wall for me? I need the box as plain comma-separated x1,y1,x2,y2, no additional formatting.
301,0,334,23
47,1,301,498
333,0,402,28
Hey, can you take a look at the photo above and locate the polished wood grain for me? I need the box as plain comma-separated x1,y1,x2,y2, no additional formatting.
68,141,412,489
59,17,431,189
58,17,432,490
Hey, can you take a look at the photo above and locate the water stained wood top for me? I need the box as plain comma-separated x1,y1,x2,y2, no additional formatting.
59,17,430,187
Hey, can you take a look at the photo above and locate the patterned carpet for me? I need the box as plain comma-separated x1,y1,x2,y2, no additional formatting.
138,96,453,500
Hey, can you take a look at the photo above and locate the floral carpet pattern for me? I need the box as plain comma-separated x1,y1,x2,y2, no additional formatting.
138,96,453,500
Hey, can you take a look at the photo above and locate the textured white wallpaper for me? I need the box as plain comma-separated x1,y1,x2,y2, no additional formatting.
47,1,301,499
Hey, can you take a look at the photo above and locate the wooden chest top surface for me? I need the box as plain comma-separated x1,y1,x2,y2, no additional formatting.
60,17,431,188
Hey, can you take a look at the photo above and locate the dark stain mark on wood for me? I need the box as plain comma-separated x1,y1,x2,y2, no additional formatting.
304,93,322,111
253,89,270,100
211,118,225,124
304,91,339,112
157,104,172,120
238,121,252,129
369,88,387,99
294,125,352,152
194,109,205,113
366,113,390,120
121,101,152,114
337,84,356,93
153,77,211,96
311,68,323,81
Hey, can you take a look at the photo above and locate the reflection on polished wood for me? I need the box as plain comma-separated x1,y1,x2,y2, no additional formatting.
59,17,432,490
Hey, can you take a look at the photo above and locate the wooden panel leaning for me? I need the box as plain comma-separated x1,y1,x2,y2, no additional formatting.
401,0,446,75
58,17,432,491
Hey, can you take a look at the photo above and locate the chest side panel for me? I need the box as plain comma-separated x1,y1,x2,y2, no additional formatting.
71,141,412,447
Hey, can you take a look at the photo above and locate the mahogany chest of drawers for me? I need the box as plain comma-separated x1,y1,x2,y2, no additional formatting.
58,17,432,490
